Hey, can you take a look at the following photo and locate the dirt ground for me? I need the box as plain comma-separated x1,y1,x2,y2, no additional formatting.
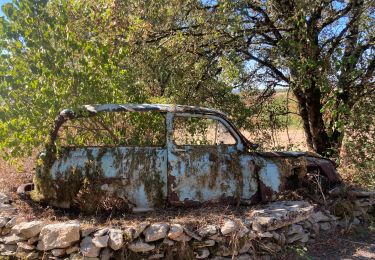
280,224,375,260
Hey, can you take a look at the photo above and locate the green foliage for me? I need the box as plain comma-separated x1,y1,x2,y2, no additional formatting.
287,245,311,260
0,0,138,157
58,111,165,147
340,97,375,189
0,0,256,157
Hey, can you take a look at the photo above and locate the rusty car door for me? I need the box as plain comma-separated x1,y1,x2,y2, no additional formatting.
51,110,168,210
166,113,258,206
51,146,167,209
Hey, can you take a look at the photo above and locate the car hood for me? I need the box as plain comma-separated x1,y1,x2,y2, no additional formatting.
254,151,324,158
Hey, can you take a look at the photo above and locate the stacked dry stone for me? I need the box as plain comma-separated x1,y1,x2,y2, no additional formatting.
1,191,374,259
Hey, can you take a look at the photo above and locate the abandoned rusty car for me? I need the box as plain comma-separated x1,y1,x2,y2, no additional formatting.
27,104,342,212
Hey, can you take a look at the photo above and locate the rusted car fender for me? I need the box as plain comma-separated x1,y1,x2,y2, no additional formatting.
254,151,342,202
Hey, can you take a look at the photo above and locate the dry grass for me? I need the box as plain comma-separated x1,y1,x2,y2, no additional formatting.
0,157,33,195
243,128,308,151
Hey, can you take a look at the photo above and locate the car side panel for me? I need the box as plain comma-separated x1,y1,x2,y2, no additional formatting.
50,147,167,208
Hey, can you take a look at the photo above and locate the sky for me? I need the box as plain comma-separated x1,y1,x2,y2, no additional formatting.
0,0,11,17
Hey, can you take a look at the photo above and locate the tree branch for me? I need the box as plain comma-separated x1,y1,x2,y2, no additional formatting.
245,1,283,41
318,2,352,30
241,50,290,83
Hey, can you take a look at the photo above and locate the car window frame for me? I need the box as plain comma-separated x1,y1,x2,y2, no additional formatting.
172,113,241,148
56,111,168,149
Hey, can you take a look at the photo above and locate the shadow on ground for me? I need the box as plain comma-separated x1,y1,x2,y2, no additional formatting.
280,224,375,260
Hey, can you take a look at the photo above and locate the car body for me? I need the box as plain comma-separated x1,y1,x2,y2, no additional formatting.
30,104,342,212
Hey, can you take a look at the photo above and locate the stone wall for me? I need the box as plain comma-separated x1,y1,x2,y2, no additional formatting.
0,192,374,259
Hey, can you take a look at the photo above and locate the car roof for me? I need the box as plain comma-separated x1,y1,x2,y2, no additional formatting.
60,104,227,117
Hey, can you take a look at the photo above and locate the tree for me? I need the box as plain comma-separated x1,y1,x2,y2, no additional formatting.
0,0,256,157
136,0,374,155
1,0,373,159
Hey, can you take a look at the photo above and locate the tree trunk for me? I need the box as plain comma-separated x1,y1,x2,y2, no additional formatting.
293,87,331,155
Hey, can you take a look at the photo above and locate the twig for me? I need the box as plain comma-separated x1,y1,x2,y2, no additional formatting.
313,172,327,205
338,238,371,246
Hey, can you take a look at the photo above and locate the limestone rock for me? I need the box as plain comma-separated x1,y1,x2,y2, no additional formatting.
288,224,304,235
301,233,309,243
51,248,66,257
27,236,38,245
81,227,97,237
144,223,169,242
193,239,215,248
238,225,250,238
5,217,17,229
172,232,191,242
217,244,235,257
184,227,202,241
319,222,331,231
66,245,80,254
221,219,238,235
302,220,312,229
195,248,210,259
250,201,313,232
209,233,225,243
352,217,361,225
0,217,8,228
100,247,113,260
149,253,165,259
247,231,257,240
17,241,35,251
92,235,109,248
108,229,123,251
80,236,100,258
15,252,29,259
3,252,17,257
239,241,252,254
310,211,331,223
258,231,273,238
0,203,17,215
128,241,155,253
354,198,375,207
311,223,320,235
1,227,11,235
287,231,309,244
93,228,109,237
273,232,286,246
2,244,17,252
337,218,350,228
0,192,11,204
167,224,184,240
163,238,175,246
12,221,44,239
3,233,26,244
37,222,80,251
198,225,217,237
237,254,252,260
134,222,150,238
